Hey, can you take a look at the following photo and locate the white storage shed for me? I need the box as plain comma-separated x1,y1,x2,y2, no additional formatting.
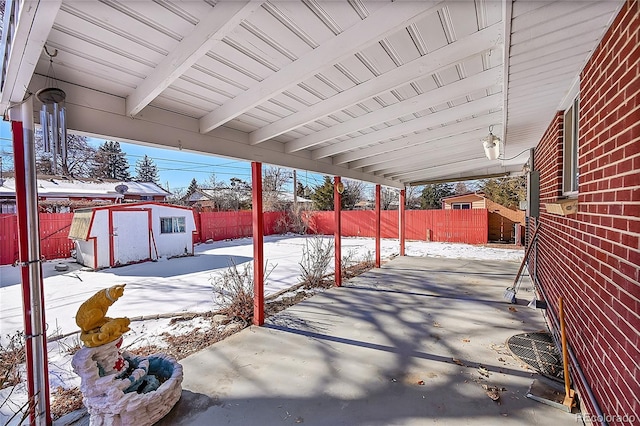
68,202,197,269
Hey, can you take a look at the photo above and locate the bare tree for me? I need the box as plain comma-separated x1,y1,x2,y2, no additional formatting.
342,179,365,210
405,185,422,209
381,187,397,210
263,166,291,211
35,132,99,177
454,181,469,194
228,177,251,211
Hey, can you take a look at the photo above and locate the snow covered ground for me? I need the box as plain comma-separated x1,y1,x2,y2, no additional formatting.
0,235,523,423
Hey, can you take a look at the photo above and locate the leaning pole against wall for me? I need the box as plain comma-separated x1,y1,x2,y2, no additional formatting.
10,96,52,425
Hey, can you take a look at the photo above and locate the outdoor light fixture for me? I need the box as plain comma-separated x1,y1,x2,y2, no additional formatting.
482,126,501,160
37,46,67,175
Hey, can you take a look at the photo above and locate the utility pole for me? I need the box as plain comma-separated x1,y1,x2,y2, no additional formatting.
293,169,298,212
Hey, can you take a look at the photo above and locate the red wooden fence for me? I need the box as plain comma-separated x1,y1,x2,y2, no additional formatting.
1,209,488,265
0,213,75,265
305,209,488,244
196,211,284,242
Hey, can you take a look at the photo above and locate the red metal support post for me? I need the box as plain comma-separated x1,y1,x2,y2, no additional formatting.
252,162,265,325
375,184,381,268
12,101,52,425
334,176,342,287
399,189,406,256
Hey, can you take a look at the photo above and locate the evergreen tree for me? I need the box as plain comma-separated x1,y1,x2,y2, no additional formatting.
296,181,306,198
134,155,159,183
310,177,364,210
186,178,199,196
95,141,131,180
310,176,335,210
479,176,526,209
420,183,454,209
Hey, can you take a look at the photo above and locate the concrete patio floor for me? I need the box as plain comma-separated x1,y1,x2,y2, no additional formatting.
152,255,577,426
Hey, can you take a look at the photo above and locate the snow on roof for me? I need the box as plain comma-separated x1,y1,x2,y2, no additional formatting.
190,189,311,203
0,176,170,198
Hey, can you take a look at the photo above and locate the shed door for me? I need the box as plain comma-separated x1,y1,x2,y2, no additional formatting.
112,210,150,266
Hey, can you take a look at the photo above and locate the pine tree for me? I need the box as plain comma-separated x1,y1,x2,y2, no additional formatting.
95,141,131,180
296,181,306,198
310,176,335,210
310,177,363,210
134,155,159,183
420,183,454,209
186,178,199,196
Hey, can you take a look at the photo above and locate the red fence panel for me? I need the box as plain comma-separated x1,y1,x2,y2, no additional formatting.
39,213,75,260
263,211,286,236
199,211,253,241
197,210,287,242
0,213,75,265
304,211,334,234
0,214,18,265
429,209,487,244
303,209,487,244
381,211,399,238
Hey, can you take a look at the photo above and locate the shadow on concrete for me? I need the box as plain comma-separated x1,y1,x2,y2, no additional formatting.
169,255,576,426
155,390,222,425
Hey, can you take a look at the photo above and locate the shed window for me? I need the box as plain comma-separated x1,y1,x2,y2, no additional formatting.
563,97,579,194
452,203,471,210
160,216,186,233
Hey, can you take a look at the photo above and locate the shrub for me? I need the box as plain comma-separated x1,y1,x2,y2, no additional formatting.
299,236,333,287
211,261,255,323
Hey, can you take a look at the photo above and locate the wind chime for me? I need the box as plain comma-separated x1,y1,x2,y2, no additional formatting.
36,46,67,175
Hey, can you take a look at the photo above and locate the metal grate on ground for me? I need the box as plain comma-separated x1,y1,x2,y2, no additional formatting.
507,332,563,379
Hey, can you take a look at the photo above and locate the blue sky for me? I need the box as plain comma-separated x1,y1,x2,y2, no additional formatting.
0,121,327,192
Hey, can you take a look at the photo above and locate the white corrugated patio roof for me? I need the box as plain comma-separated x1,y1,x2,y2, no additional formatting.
0,0,623,188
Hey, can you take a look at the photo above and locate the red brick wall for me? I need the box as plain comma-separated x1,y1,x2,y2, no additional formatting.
530,2,639,423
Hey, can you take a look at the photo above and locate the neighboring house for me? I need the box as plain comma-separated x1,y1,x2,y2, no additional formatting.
270,191,313,210
186,188,311,211
354,199,400,210
354,200,374,210
185,188,250,211
0,175,170,213
442,193,525,243
68,202,196,270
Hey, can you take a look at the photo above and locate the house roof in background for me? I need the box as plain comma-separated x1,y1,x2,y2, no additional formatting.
441,192,485,201
188,188,312,204
0,176,170,198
